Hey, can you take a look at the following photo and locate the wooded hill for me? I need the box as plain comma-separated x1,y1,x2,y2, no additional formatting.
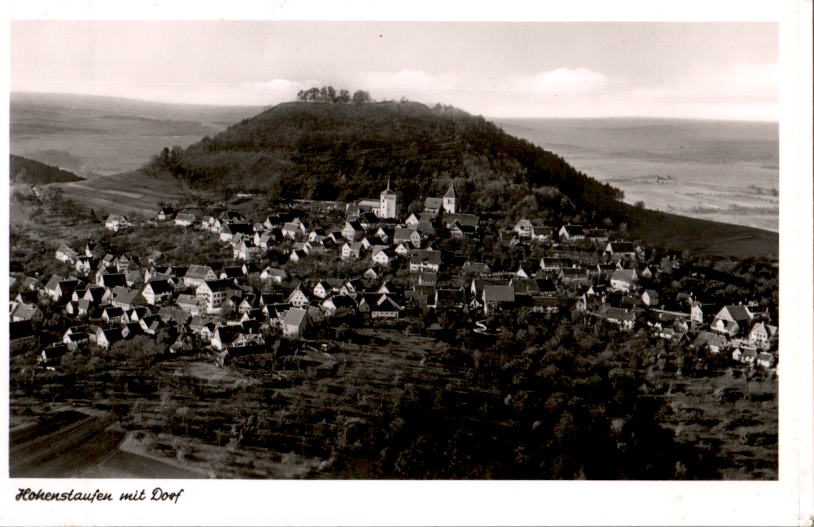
146,98,777,258
10,154,83,185
148,100,623,221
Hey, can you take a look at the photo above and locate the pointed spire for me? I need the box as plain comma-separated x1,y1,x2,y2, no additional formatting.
386,176,391,191
444,183,456,198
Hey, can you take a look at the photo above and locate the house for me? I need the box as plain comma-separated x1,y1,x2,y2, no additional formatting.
288,249,306,263
558,268,590,285
539,257,573,272
104,214,129,231
287,287,310,307
313,281,334,299
342,221,364,241
609,269,638,292
341,242,364,260
394,242,411,256
756,352,775,368
409,249,442,273
585,229,609,243
394,227,422,248
691,331,728,353
101,306,127,324
142,280,174,305
96,327,125,349
443,214,478,231
558,224,585,241
513,219,536,238
174,213,196,227
55,244,79,263
605,241,637,260
641,289,660,307
372,247,396,267
282,307,309,337
594,305,636,330
196,279,236,312
370,295,402,318
322,295,357,318
424,197,443,215
462,262,490,275
109,286,143,310
97,272,127,289
183,265,218,287
156,207,175,221
530,226,553,242
220,265,247,280
260,267,287,283
46,278,80,303
416,272,438,287
434,288,466,310
711,304,754,337
748,322,778,350
482,285,516,315
11,303,43,323
211,326,255,351
40,344,70,368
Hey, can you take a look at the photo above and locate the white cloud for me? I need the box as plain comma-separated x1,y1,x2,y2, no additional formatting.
509,68,609,94
363,69,460,91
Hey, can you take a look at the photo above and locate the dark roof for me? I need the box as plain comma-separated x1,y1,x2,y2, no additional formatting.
145,279,173,294
10,320,35,340
483,285,515,303
201,279,236,292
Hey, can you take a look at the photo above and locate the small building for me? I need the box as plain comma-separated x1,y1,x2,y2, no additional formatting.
282,307,309,337
104,214,129,232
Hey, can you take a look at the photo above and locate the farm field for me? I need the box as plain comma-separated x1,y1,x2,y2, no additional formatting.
498,118,779,232
52,171,189,217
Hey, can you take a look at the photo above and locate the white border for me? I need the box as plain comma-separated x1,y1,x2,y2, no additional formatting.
1,1,811,526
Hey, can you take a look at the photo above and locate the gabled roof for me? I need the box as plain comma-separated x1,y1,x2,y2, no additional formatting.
185,265,216,280
483,285,515,303
424,197,443,209
144,279,173,294
200,279,236,292
610,269,637,283
607,241,636,253
283,307,308,327
444,185,456,198
718,304,753,323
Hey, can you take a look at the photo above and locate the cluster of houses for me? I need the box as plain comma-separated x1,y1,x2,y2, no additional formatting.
13,181,777,372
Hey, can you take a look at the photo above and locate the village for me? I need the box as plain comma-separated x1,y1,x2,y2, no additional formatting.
10,179,779,374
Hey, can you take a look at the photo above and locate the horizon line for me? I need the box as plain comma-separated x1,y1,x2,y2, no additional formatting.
9,90,780,124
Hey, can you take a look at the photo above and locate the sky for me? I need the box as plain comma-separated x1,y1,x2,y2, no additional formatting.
10,21,778,120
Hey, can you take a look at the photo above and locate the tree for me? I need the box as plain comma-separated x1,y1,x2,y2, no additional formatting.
338,89,351,104
352,90,372,104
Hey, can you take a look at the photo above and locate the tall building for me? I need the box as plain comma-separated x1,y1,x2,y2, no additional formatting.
379,178,397,219
443,184,457,214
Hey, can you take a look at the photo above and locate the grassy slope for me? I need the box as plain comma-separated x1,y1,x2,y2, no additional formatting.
624,205,778,259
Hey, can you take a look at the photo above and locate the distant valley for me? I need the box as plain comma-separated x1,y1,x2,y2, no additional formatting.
496,118,779,232
10,92,263,178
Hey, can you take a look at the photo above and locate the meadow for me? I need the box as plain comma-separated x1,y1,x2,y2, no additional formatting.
497,118,779,232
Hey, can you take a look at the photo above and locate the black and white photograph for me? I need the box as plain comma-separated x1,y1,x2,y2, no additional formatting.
2,1,812,525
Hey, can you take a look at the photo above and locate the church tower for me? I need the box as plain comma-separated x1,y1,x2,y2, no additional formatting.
442,184,457,214
379,177,397,219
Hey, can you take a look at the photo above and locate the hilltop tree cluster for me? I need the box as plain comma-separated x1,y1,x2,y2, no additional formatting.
296,86,373,104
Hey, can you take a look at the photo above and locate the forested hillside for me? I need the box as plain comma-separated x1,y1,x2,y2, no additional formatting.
147,100,624,223
10,154,83,185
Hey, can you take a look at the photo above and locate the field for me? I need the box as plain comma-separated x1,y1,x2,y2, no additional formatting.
53,171,189,217
498,118,779,232
11,92,261,178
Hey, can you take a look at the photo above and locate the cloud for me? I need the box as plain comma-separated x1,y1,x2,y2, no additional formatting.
363,69,460,91
510,68,609,94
